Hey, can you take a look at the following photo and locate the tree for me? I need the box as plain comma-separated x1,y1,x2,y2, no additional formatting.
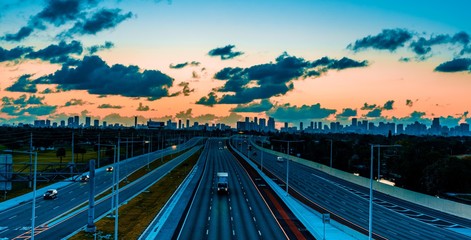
56,147,66,164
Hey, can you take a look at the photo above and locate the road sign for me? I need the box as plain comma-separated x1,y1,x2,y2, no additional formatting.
322,213,330,223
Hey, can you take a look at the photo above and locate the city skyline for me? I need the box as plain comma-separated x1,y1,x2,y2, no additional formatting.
1,0,471,128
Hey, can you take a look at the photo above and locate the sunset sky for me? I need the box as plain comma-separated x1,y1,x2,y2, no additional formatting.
1,0,470,128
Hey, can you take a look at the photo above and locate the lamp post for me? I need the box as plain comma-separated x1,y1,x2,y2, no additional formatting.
368,144,401,240
99,144,116,215
272,139,304,195
4,150,37,239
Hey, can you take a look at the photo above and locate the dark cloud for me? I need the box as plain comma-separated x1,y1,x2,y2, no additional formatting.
25,40,82,64
406,99,413,107
1,0,98,42
383,100,394,110
409,34,450,56
0,46,33,62
97,104,122,109
2,26,34,42
64,99,86,106
365,108,382,118
347,28,413,52
68,8,133,36
337,108,357,117
36,55,175,100
208,45,244,60
399,57,411,62
434,58,471,73
231,99,273,113
169,61,200,69
361,103,377,110
205,53,368,105
6,74,37,93
88,41,114,54
137,102,150,111
1,94,55,116
178,82,194,96
311,57,368,70
268,103,336,121
196,92,218,107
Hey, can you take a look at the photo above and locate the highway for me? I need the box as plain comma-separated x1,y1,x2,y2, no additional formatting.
0,138,202,239
177,139,299,240
237,137,471,240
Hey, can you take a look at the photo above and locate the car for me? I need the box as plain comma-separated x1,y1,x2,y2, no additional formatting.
106,166,113,172
80,175,89,182
277,156,284,162
43,189,58,200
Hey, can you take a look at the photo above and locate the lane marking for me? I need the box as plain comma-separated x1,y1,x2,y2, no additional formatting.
8,215,17,219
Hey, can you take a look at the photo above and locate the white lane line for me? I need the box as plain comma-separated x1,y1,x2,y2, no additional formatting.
53,206,59,210
258,230,262,236
233,230,235,236
208,217,211,221
8,215,17,219
206,229,209,235
71,198,76,201
253,217,256,222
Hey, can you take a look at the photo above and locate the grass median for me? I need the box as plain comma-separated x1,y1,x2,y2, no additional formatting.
70,149,201,239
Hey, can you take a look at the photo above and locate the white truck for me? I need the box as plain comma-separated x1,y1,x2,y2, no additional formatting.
217,172,229,194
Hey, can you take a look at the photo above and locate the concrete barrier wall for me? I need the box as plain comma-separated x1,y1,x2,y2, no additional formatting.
252,141,471,219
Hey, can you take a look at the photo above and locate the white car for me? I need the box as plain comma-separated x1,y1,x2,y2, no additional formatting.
43,189,58,199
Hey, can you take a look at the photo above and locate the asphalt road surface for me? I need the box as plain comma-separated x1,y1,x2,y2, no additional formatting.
237,137,471,240
177,139,290,240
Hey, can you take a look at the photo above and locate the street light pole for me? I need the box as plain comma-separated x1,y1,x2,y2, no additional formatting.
31,152,37,240
369,145,374,240
272,139,304,196
330,139,333,169
115,138,120,240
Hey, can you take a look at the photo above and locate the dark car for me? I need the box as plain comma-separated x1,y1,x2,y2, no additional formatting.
80,175,89,182
43,189,58,200
106,166,113,172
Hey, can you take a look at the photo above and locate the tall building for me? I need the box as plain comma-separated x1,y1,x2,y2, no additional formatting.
267,117,275,131
186,119,190,129
178,119,182,129
85,117,91,127
74,116,79,127
352,118,358,127
134,116,138,127
259,118,266,131
299,122,303,131
67,117,74,127
94,119,99,127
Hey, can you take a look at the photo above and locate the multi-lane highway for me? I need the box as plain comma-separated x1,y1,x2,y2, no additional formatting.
238,137,471,240
0,138,202,239
178,139,302,240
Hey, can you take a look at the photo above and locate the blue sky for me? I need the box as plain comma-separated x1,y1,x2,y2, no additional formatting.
1,0,470,127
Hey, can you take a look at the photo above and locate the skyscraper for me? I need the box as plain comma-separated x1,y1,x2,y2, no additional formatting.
268,117,275,131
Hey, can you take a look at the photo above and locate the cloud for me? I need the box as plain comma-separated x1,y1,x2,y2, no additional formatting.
97,104,122,109
361,103,377,110
179,82,194,96
217,112,243,125
409,34,450,57
434,58,471,73
365,108,382,118
169,61,200,69
64,98,86,106
175,108,193,119
337,108,357,118
5,74,37,93
311,56,368,70
347,28,413,52
406,99,413,107
1,0,98,42
399,57,411,62
0,46,33,62
383,100,394,110
208,45,244,60
2,26,34,42
196,92,218,107
231,99,273,112
206,53,368,105
1,94,55,116
88,41,114,54
67,8,133,36
36,55,175,100
25,40,82,64
267,103,336,121
137,102,150,111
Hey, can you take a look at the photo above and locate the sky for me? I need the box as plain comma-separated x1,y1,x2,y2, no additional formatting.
1,0,471,128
